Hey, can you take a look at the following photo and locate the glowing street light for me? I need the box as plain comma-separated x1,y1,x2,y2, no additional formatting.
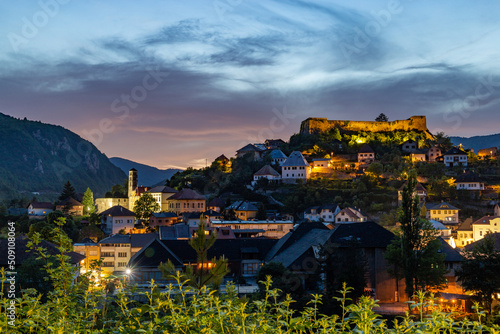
126,268,131,275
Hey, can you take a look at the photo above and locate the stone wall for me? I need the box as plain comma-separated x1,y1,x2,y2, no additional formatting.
300,116,430,136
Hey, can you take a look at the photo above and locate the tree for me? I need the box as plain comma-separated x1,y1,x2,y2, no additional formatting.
81,188,96,215
457,234,500,313
375,113,389,122
59,181,76,202
159,216,229,289
318,241,367,313
385,172,447,299
79,224,104,242
366,162,383,178
256,203,267,220
133,192,160,222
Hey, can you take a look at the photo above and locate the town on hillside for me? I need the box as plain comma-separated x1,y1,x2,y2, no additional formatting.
2,114,500,315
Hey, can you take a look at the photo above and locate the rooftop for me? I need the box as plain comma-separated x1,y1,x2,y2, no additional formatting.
100,205,135,217
282,151,309,167
149,186,178,193
254,165,280,177
169,188,205,200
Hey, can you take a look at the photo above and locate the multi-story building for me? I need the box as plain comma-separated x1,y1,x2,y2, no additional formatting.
456,218,474,248
149,212,178,228
166,188,206,215
97,233,157,275
426,145,442,162
149,186,178,212
252,165,281,185
334,207,367,223
472,216,500,242
443,147,468,167
225,201,259,221
304,204,341,223
357,144,375,166
100,205,136,235
268,149,287,166
455,172,485,191
424,202,460,225
281,151,310,182
73,241,100,275
236,144,264,160
210,220,294,239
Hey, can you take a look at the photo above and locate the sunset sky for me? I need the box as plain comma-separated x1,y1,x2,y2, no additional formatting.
1,0,500,169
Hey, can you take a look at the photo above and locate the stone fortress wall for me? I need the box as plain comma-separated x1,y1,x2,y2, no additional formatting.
300,116,433,138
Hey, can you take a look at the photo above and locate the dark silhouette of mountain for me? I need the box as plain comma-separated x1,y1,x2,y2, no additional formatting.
450,133,500,152
109,157,182,187
0,113,126,200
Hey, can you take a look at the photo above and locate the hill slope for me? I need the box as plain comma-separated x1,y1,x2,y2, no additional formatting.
109,157,181,187
450,133,500,152
0,113,126,200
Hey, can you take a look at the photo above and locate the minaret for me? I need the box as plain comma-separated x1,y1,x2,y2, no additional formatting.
128,168,138,198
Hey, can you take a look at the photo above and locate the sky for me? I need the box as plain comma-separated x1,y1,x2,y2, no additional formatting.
1,0,500,169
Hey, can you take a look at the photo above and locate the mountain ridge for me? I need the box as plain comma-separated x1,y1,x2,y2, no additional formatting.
0,113,126,201
449,133,500,152
109,157,182,187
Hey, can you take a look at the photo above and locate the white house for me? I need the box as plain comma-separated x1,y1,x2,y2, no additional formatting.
455,172,485,190
100,205,136,235
335,207,367,223
252,165,281,186
443,147,468,167
304,204,341,223
281,151,310,182
27,202,53,217
268,149,287,166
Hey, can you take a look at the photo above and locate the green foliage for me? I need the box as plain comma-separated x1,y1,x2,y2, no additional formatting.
385,172,448,298
79,224,105,242
375,113,389,122
319,242,367,314
105,181,128,198
366,162,384,177
58,181,76,202
81,188,96,215
159,217,229,290
0,219,497,332
1,261,497,332
457,233,500,313
133,192,160,222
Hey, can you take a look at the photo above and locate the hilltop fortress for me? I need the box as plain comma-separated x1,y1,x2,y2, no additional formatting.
300,116,434,139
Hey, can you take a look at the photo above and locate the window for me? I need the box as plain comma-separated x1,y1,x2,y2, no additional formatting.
480,230,483,236
117,262,127,267
101,252,114,257
118,252,127,257
242,262,260,275
89,251,98,256
102,262,114,267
